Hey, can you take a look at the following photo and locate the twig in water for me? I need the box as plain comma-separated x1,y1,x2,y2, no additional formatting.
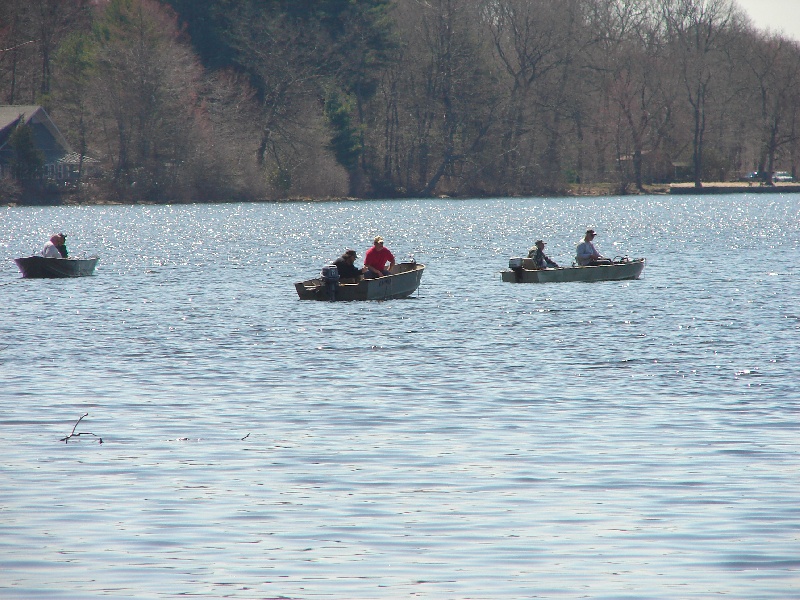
60,413,103,444
241,433,250,441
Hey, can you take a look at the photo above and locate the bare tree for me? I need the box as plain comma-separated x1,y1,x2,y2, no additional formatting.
0,0,37,103
29,0,92,96
224,5,338,197
591,0,675,191
86,0,208,201
660,0,739,187
196,68,265,199
482,0,576,192
379,0,499,197
0,0,91,102
741,33,800,184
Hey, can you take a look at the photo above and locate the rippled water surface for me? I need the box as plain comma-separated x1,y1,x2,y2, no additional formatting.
1,195,799,598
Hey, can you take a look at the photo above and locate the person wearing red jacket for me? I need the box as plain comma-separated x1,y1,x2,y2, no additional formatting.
363,236,395,278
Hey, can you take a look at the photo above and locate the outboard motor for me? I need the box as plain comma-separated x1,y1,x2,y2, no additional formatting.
509,257,524,283
321,264,340,301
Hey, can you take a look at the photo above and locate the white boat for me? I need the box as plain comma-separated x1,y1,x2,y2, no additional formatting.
295,262,425,300
501,257,645,283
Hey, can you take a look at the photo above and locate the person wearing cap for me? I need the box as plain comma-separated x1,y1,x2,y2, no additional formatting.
363,236,395,278
41,233,68,258
527,239,559,269
576,229,610,266
333,249,364,283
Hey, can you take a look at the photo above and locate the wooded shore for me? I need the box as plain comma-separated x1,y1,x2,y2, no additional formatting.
4,1,800,206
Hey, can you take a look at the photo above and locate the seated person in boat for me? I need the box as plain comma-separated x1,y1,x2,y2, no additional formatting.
576,229,611,266
42,233,68,258
527,240,559,269
364,236,395,278
333,249,364,283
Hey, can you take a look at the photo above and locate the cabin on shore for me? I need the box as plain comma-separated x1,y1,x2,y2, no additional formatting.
0,105,99,188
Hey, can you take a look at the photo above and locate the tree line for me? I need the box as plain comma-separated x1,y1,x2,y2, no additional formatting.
1,0,799,203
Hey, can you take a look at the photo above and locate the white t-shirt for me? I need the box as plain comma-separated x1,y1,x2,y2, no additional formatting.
41,241,61,258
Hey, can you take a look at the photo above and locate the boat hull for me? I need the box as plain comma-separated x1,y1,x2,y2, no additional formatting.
501,259,645,283
13,256,99,278
296,262,425,300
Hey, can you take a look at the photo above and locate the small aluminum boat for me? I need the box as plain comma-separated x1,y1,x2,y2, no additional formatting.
13,256,99,278
296,262,424,301
501,257,645,283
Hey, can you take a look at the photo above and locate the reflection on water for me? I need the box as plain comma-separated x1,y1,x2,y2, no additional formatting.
1,195,798,598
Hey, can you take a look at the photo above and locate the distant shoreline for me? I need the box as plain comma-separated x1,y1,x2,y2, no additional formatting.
4,181,797,207
669,182,800,194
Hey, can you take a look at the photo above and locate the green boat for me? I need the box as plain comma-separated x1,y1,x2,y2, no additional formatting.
501,257,645,283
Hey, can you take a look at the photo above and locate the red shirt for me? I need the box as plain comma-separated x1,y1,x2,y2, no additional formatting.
364,245,395,273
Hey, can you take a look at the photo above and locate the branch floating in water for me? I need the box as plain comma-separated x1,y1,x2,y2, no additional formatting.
60,413,103,444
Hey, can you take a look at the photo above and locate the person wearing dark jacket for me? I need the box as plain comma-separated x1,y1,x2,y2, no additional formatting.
333,249,364,282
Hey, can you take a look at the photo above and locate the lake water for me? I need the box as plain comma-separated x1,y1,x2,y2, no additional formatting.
1,195,798,599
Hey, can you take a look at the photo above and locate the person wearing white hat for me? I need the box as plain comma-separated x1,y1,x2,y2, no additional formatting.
576,229,610,266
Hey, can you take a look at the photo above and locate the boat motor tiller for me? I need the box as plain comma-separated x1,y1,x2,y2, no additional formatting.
509,257,524,283
321,264,340,301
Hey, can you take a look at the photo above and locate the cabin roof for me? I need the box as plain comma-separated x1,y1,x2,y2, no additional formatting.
0,105,72,155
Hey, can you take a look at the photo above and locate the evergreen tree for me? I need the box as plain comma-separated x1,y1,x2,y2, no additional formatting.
9,121,44,180
325,91,361,172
